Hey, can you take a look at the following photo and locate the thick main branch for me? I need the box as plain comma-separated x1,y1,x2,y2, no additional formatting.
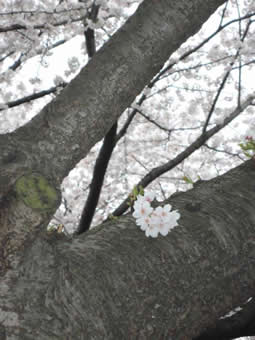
1,160,255,339
0,0,226,195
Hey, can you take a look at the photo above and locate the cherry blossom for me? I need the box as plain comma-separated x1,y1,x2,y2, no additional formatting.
132,193,180,238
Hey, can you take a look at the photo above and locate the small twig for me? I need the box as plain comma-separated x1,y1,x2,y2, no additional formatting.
0,51,15,63
0,7,86,16
136,109,170,133
112,95,255,217
0,15,86,33
204,143,244,161
0,83,67,111
218,0,229,28
202,19,252,134
116,109,137,142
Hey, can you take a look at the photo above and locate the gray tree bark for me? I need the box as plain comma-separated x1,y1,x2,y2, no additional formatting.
0,0,226,199
4,0,254,339
0,0,226,268
0,160,255,339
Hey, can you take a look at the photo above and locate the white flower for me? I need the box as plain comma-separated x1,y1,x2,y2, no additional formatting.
132,199,153,219
154,205,171,220
136,215,151,231
143,191,155,203
158,221,170,236
145,224,159,238
132,192,181,238
168,210,180,229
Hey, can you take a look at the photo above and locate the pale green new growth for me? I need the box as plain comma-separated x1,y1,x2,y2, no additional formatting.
127,185,144,207
239,138,255,158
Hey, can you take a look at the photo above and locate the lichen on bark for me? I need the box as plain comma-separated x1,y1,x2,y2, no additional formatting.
15,173,59,213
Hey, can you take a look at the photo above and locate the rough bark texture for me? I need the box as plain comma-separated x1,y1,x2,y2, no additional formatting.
194,296,255,339
0,0,226,196
3,0,249,339
0,160,254,339
0,0,227,302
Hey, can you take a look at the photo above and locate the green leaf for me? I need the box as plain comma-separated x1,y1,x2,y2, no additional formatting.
183,175,194,184
239,140,255,158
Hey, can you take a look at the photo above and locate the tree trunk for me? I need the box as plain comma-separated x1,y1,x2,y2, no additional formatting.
1,0,245,339
0,0,226,202
0,160,254,339
0,0,226,272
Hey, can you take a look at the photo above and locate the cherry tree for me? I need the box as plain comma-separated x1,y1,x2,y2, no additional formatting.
0,0,255,338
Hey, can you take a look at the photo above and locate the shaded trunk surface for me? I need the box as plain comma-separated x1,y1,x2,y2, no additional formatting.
0,160,254,339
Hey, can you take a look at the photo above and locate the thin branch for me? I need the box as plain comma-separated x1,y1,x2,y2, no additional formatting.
117,108,205,144
76,122,117,234
5,39,66,73
232,59,255,69
115,109,137,142
235,0,242,108
136,108,208,135
235,0,242,37
204,144,244,161
112,95,255,217
158,181,167,200
154,12,255,84
77,2,118,234
114,12,255,141
0,7,86,16
218,0,229,28
201,63,234,134
136,109,170,133
0,15,86,33
0,51,15,63
202,19,252,134
172,125,206,132
8,52,24,71
0,83,67,111
237,58,242,107
159,55,232,83
147,84,214,100
131,154,149,171
84,2,100,58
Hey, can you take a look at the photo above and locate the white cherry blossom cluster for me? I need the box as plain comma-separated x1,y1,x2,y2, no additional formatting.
132,191,180,238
